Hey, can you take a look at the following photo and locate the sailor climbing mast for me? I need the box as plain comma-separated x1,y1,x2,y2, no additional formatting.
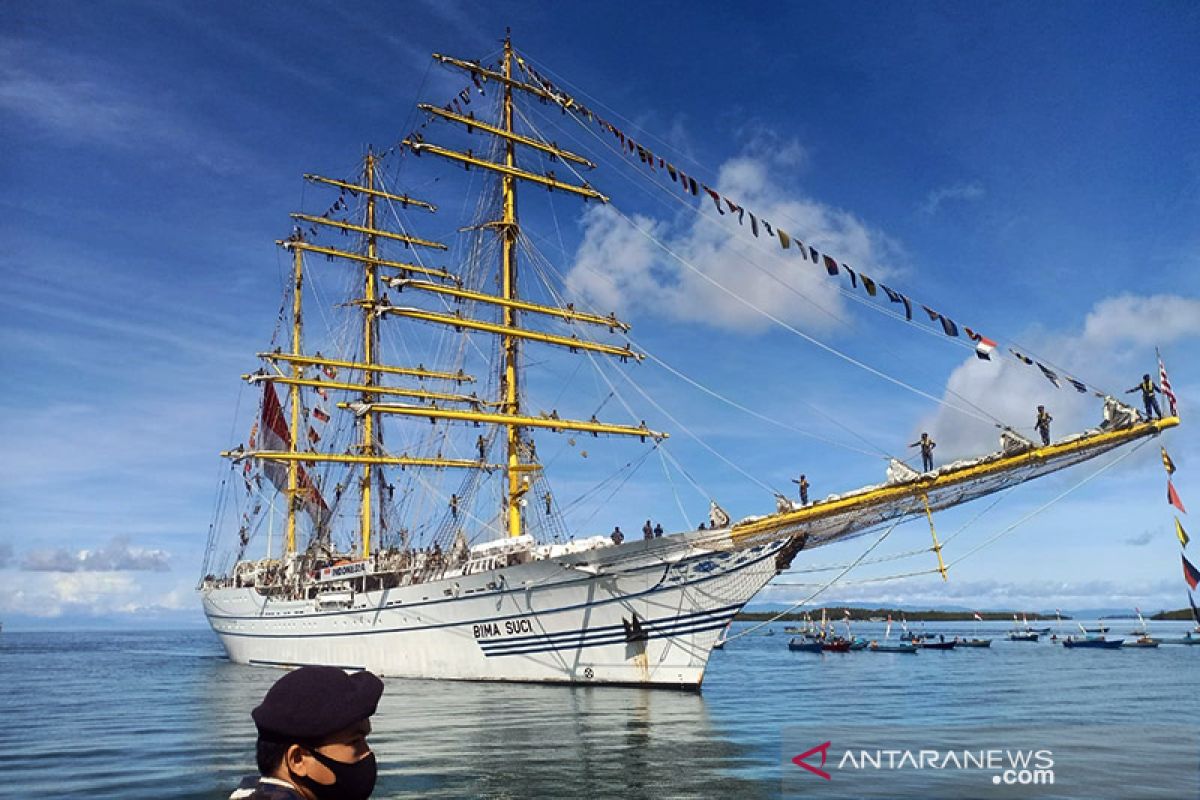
360,151,380,557
500,35,523,538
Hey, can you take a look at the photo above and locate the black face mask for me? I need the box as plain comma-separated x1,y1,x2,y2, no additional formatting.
294,749,377,800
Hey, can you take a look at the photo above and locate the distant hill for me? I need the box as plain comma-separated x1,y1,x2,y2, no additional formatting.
1151,608,1199,621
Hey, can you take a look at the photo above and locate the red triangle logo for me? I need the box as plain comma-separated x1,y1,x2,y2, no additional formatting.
792,741,832,780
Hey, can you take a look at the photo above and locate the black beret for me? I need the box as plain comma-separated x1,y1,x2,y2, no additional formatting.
252,666,383,742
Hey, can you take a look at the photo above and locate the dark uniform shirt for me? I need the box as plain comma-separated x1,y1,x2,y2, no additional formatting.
230,776,306,800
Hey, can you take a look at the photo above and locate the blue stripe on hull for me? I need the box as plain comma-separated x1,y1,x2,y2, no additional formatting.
207,543,782,641
480,613,739,658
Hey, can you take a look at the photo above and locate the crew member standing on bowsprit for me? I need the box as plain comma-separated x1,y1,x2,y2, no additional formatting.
910,433,936,472
231,665,383,800
1034,405,1053,446
791,474,810,505
1126,373,1164,421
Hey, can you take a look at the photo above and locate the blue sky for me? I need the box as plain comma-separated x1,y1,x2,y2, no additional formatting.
2,1,1198,627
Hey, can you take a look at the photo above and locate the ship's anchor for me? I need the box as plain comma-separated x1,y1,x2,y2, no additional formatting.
622,612,649,643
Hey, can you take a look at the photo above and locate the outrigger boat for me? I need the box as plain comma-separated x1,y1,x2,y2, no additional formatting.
957,638,992,648
1160,632,1200,645
959,612,992,647
1063,624,1123,649
868,617,918,653
1125,607,1156,639
1007,616,1040,641
198,35,1180,688
916,637,957,651
1063,636,1123,650
1123,635,1159,648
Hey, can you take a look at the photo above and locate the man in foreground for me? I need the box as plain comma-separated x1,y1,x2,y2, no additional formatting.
231,665,384,800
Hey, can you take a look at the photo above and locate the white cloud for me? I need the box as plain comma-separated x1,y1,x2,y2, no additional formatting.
919,292,1200,459
21,536,171,573
0,572,193,619
920,181,985,216
565,148,902,333
1081,294,1200,350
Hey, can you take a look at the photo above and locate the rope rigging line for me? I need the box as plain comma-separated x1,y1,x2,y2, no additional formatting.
583,345,780,495
657,445,696,530
512,59,1083,431
771,438,1149,608
514,209,893,462
723,504,916,643
945,437,1150,568
513,100,1008,434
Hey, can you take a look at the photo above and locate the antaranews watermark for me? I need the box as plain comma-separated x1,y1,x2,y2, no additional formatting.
782,725,1198,799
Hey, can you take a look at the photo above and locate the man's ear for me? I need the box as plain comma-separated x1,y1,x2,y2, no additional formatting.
285,744,312,778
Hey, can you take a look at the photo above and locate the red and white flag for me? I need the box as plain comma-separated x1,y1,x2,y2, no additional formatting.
975,336,997,361
973,612,983,622
965,327,997,360
1158,350,1178,416
312,407,330,423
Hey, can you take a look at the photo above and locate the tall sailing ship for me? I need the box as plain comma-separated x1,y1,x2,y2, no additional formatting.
199,36,1179,687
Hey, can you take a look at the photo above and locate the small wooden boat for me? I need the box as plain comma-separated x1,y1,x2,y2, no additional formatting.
1007,631,1039,642
1082,625,1110,633
1063,636,1123,649
1160,636,1200,645
868,641,918,653
916,638,957,650
821,639,852,653
1122,635,1160,648
788,638,823,653
958,638,992,648
848,638,870,651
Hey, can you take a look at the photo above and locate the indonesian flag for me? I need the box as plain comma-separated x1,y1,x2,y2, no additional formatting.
1183,554,1200,591
1158,350,1178,416
323,364,337,379
312,407,330,423
973,612,983,622
1169,480,1187,514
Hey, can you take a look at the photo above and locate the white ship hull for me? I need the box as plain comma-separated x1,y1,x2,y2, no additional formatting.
203,531,788,688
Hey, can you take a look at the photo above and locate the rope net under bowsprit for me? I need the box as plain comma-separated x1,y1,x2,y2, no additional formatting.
726,412,1169,554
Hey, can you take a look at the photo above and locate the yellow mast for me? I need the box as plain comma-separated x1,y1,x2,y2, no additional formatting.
286,238,304,555
360,151,378,557
501,35,523,538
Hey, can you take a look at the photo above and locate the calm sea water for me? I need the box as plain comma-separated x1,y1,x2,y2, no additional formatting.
1,621,1198,799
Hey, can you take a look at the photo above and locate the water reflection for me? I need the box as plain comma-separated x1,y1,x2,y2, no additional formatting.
6,623,1200,799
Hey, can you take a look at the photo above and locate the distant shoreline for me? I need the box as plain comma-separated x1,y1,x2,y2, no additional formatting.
735,606,1197,622
734,608,1068,622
